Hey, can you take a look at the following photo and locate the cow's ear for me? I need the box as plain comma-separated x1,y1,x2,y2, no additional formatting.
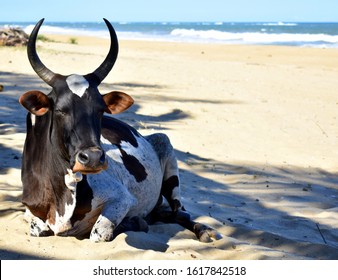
103,91,134,114
19,90,50,116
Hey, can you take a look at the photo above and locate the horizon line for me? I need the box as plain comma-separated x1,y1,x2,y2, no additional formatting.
1,20,338,24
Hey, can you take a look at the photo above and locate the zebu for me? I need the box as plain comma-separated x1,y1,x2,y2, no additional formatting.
20,18,221,242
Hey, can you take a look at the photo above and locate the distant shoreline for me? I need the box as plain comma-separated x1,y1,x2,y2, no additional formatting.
1,21,338,47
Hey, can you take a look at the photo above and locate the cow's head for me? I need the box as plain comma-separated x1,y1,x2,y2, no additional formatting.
19,18,133,174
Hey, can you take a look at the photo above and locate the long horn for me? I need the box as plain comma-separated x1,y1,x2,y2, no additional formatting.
27,18,58,87
86,18,119,85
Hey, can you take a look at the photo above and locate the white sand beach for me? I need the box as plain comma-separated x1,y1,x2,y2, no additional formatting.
1,35,338,259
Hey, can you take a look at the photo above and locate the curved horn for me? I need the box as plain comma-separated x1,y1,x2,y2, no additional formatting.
87,18,119,85
27,18,58,87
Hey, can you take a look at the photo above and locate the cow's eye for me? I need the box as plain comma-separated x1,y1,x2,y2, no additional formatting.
55,108,67,116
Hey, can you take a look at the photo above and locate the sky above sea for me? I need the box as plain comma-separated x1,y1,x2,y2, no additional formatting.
1,0,338,22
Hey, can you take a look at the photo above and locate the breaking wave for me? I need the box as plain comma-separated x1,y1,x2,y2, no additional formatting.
23,24,109,38
170,28,338,46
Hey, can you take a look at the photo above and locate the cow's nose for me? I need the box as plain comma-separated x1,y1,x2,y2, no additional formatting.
76,147,106,168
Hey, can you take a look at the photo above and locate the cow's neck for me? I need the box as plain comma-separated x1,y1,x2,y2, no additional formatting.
22,112,75,228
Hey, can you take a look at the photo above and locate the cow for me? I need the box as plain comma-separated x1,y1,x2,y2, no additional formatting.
19,18,222,243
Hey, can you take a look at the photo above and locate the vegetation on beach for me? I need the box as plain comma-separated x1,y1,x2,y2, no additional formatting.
37,34,55,42
68,37,78,44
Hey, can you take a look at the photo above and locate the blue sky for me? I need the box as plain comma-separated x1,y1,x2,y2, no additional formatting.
2,0,338,22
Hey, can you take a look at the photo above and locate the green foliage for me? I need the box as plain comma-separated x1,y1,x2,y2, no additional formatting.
37,35,54,42
68,37,78,44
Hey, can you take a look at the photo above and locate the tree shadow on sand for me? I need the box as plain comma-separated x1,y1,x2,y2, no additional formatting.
172,151,338,259
0,72,39,175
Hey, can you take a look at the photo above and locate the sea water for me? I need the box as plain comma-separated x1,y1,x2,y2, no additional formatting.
1,21,338,47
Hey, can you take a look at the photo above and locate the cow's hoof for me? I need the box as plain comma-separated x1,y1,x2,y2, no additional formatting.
90,216,115,242
30,218,53,237
194,223,223,243
90,227,114,242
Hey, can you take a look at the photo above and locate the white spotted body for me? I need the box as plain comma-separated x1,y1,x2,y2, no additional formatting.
91,134,163,218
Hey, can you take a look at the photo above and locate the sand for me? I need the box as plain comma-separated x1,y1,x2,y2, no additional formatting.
1,35,338,260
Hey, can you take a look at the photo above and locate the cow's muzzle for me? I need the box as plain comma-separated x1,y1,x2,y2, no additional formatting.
73,147,108,174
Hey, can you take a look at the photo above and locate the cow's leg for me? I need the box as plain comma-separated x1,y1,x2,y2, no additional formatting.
90,214,115,242
24,209,54,237
90,201,132,242
146,133,222,242
90,214,148,242
175,210,223,242
146,133,182,212
89,185,148,242
148,202,222,242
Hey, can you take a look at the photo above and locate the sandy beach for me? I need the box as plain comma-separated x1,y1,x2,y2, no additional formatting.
1,34,338,259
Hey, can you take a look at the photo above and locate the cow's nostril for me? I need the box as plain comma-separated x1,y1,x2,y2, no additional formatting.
77,151,89,165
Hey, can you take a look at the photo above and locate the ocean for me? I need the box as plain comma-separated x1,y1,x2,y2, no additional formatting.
1,21,338,47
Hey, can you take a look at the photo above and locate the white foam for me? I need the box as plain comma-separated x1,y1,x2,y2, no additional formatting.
23,24,109,38
261,22,298,26
170,28,338,45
